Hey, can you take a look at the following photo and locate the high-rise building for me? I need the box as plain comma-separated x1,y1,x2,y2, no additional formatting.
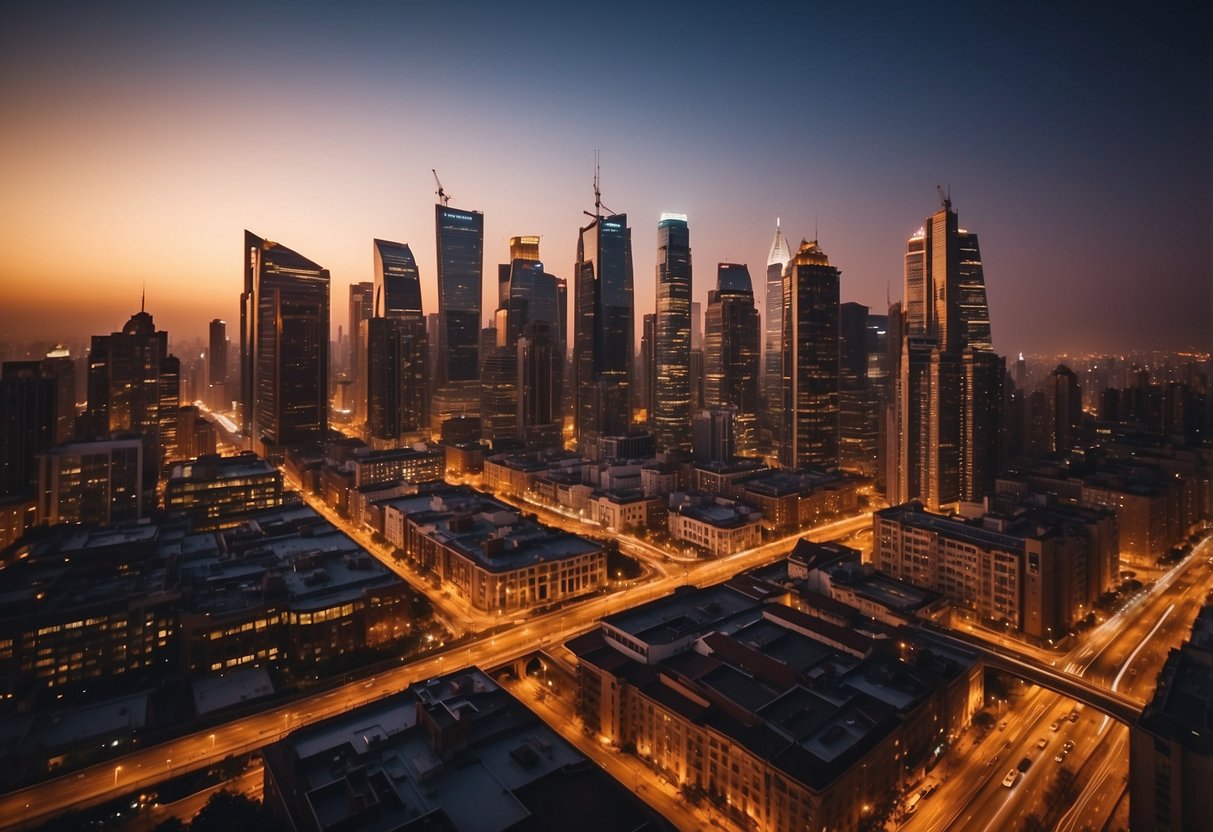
653,214,692,450
692,408,734,464
492,238,565,449
207,319,229,411
159,354,180,461
40,346,75,444
704,263,760,455
241,231,330,459
36,437,143,525
573,211,633,450
0,362,56,498
85,305,168,442
889,198,999,508
435,205,483,385
366,240,428,447
639,313,656,423
763,219,793,451
1045,364,1082,453
780,240,840,470
839,302,878,473
347,282,374,421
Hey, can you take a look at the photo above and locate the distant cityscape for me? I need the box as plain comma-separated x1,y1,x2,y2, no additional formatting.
0,169,1209,832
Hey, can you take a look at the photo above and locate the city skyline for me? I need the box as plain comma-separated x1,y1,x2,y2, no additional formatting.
1,3,1208,356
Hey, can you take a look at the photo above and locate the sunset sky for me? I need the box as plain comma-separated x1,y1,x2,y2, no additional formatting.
1,2,1208,357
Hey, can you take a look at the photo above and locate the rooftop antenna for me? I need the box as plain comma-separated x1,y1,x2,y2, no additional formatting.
937,184,952,211
432,169,451,207
141,284,145,313
584,150,615,220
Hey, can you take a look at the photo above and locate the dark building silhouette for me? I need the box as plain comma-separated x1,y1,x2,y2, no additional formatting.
207,319,228,410
640,313,655,422
241,231,330,459
653,214,692,450
40,346,75,444
780,240,840,470
366,240,428,447
347,282,374,422
1046,364,1082,453
705,263,760,455
574,209,633,450
0,362,56,498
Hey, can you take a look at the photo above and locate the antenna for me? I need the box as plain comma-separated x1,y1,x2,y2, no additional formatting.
432,169,450,206
589,150,615,218
141,284,145,313
937,184,951,211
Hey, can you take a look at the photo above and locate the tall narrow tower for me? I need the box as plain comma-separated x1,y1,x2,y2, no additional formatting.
367,239,428,445
573,168,633,452
652,214,692,450
431,202,484,431
763,219,793,452
705,263,760,455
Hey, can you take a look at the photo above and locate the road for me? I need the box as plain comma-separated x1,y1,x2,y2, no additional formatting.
0,505,869,831
899,531,1213,832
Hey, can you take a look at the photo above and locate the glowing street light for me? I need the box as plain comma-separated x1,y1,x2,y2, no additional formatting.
113,765,122,788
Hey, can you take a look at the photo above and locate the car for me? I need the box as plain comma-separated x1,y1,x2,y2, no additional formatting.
1036,737,1048,748
1017,757,1033,773
1054,750,1067,763
1049,721,1061,732
1002,769,1020,788
1063,740,1075,752
1068,710,1080,723
919,781,939,799
906,792,922,815
987,754,999,767
998,720,1008,731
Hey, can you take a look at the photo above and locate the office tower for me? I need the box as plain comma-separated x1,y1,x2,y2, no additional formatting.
640,313,656,423
878,302,904,495
780,240,840,470
692,408,734,464
36,437,143,524
839,302,877,473
0,362,56,497
493,238,565,448
1046,364,1082,453
653,214,692,450
347,282,374,420
366,240,428,447
86,304,169,441
1015,352,1026,390
704,263,760,455
763,219,793,450
241,231,330,459
890,197,1000,508
158,354,180,461
573,208,633,451
208,319,228,386
40,346,75,443
430,204,484,433
960,349,1004,501
689,300,704,413
517,321,562,448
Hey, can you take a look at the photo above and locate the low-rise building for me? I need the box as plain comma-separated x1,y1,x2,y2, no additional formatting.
164,452,283,528
402,486,606,613
668,492,762,557
736,468,861,533
262,666,673,832
570,582,982,832
36,437,143,525
594,489,664,532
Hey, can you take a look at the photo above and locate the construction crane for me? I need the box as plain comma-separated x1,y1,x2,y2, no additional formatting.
937,184,951,211
582,150,614,219
432,169,450,206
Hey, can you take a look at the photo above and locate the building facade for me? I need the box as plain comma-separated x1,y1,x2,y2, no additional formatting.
653,214,692,450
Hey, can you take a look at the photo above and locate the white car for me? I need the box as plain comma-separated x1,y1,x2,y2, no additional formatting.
1002,769,1020,788
1036,737,1048,748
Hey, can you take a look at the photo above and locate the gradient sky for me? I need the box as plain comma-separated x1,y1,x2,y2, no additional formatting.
1,1,1209,358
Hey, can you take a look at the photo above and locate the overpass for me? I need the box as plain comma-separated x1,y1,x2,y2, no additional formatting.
914,625,1144,725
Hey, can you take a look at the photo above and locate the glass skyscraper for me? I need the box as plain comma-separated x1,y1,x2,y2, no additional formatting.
763,219,792,453
705,263,760,455
653,214,692,450
574,213,633,451
241,231,330,458
435,205,484,385
367,239,427,444
780,240,840,470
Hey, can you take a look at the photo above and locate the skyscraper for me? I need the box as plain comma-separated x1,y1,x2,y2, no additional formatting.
839,302,875,473
517,320,562,449
431,204,484,431
1045,364,1081,453
780,240,840,470
889,196,1000,508
0,361,56,498
640,313,656,422
241,231,330,459
367,239,428,446
704,263,760,455
208,319,228,386
347,282,374,421
574,207,633,451
653,214,692,450
40,345,75,443
435,204,483,384
763,219,793,452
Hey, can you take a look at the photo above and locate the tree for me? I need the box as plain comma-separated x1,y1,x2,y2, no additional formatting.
189,790,272,832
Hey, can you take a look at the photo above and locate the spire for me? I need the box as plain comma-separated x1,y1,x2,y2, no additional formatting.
141,284,145,313
767,218,792,269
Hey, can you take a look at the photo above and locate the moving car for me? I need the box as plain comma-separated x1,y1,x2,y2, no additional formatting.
1002,769,1020,787
1036,737,1048,748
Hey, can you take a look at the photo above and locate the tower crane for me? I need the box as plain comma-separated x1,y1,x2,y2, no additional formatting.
432,169,451,206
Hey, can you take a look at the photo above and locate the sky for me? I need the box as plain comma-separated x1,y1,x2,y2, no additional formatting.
0,1,1209,359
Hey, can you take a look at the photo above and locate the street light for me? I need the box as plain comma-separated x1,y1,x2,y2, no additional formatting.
113,765,122,788
209,733,216,753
